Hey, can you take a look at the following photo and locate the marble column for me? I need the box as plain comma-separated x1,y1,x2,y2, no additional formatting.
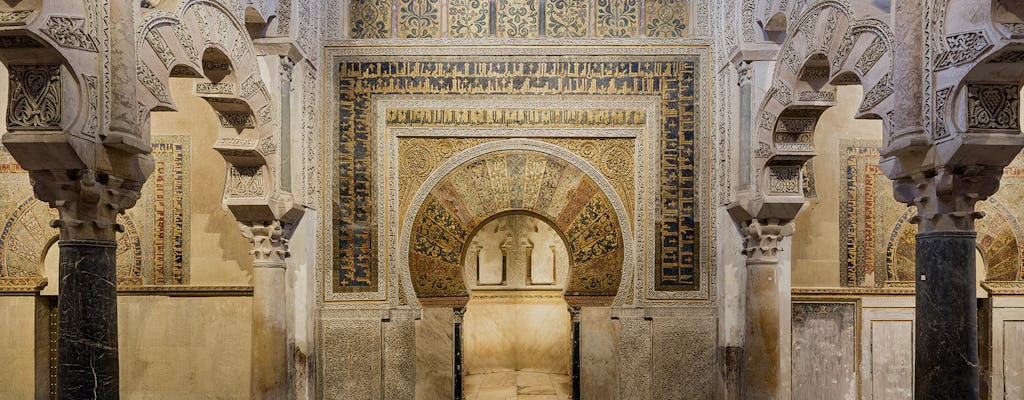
38,171,141,400
738,219,792,400
56,240,118,400
569,307,581,400
454,307,465,400
893,168,1002,399
242,221,291,399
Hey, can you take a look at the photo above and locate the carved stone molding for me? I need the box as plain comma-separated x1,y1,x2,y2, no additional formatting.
966,83,1020,131
30,170,142,242
0,10,33,26
738,218,794,264
240,220,291,267
41,16,98,52
7,65,61,129
934,31,991,70
892,166,1003,232
227,165,267,197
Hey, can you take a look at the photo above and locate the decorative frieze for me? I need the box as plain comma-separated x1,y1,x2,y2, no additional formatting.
934,31,991,70
218,112,256,128
41,16,98,52
385,108,646,127
194,82,234,95
0,10,33,26
859,72,893,113
596,0,639,37
257,105,272,125
83,76,98,137
351,0,392,38
546,0,589,37
227,165,267,197
172,23,200,64
766,166,801,194
645,0,688,38
496,0,539,38
145,30,175,69
259,136,277,156
855,36,887,75
0,36,43,48
799,91,835,102
772,83,792,105
138,62,172,104
7,65,61,129
448,0,490,37
966,83,1020,131
398,0,441,38
933,86,952,138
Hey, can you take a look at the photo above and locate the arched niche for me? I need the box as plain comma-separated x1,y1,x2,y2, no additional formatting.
400,139,632,307
463,212,571,290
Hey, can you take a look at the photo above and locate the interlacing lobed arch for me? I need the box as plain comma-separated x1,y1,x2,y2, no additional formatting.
750,0,896,207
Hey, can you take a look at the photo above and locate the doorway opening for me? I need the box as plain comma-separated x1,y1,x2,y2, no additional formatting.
461,213,572,399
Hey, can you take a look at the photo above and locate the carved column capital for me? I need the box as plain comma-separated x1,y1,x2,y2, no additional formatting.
893,166,1003,232
738,218,794,264
568,306,582,323
453,307,466,324
736,61,753,87
239,220,292,267
279,56,295,83
30,170,141,242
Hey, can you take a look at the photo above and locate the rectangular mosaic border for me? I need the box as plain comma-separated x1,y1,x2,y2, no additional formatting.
320,46,713,304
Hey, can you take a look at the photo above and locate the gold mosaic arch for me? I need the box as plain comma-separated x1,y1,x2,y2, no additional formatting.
407,149,624,301
886,198,1024,284
0,197,143,283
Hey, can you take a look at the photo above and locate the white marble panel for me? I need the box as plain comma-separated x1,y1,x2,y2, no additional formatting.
463,294,571,375
1003,321,1024,399
868,320,913,400
581,307,619,400
416,307,455,400
791,302,857,400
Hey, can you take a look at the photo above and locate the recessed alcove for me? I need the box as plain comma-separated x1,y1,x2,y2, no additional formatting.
461,213,572,398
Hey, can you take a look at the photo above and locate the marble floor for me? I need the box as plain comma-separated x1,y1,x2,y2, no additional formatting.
464,371,571,400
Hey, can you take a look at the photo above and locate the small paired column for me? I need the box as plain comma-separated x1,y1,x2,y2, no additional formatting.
453,307,466,400
569,307,581,400
738,218,793,400
241,221,292,400
893,168,1002,399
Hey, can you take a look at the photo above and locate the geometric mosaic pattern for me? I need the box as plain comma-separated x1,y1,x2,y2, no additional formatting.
841,142,1024,286
334,57,700,293
357,0,690,38
0,136,191,286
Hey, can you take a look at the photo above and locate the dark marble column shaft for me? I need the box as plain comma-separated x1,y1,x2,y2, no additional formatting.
915,231,979,399
570,307,581,400
57,240,118,400
743,262,779,400
454,307,465,400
